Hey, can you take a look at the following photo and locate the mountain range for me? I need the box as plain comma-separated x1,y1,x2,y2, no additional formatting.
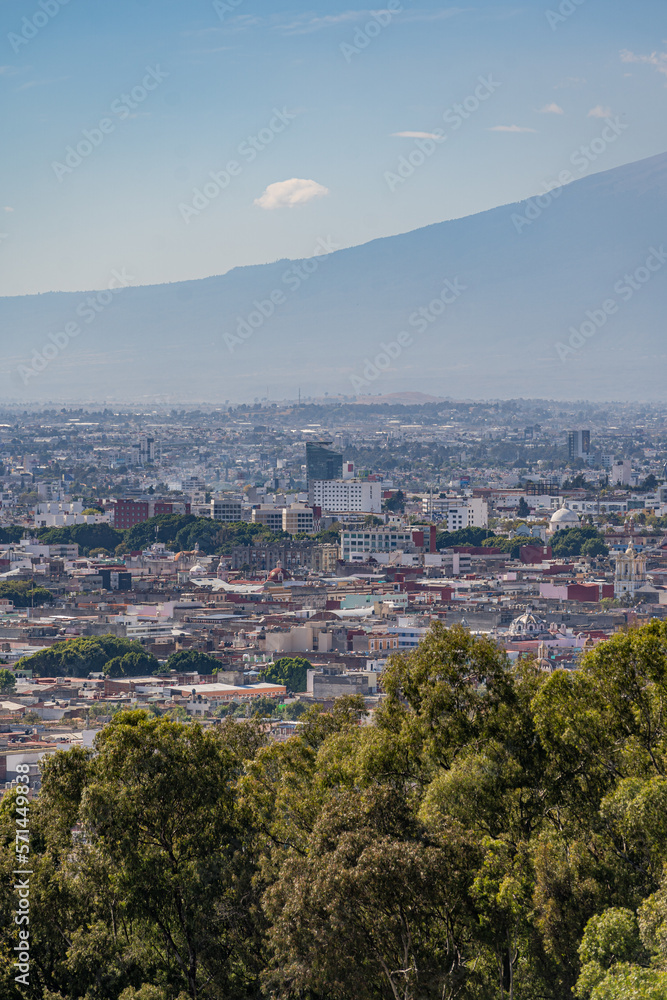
2,151,666,403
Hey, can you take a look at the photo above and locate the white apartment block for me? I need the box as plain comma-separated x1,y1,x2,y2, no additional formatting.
422,496,488,529
309,479,382,514
211,499,247,522
341,527,416,561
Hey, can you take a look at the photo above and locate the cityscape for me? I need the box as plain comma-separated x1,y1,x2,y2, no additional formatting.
2,0,667,997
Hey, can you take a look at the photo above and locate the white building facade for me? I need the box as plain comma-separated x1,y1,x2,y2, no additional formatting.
309,479,382,514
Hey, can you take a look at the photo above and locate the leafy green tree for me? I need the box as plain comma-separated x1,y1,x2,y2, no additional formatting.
551,525,608,559
437,526,495,549
517,496,530,518
377,623,514,769
0,525,25,544
261,656,311,693
0,581,53,607
0,667,16,694
2,712,268,1000
104,650,159,678
16,635,157,678
164,649,221,675
36,522,125,554
383,489,405,513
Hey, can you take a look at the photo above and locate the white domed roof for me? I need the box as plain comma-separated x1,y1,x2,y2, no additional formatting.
550,504,580,525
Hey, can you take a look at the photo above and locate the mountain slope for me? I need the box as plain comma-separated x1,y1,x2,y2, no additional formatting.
2,151,666,402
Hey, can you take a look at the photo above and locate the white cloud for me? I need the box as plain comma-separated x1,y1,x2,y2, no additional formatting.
587,105,612,118
3,207,13,213
539,102,564,114
254,178,329,210
620,48,667,81
488,125,537,133
391,131,442,139
277,11,367,34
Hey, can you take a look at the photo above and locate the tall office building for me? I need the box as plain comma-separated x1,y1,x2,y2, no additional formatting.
568,430,590,461
306,441,342,484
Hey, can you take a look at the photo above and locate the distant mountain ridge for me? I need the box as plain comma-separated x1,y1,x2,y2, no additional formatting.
2,151,666,402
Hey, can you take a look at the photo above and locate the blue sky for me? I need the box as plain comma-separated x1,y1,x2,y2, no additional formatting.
0,0,665,295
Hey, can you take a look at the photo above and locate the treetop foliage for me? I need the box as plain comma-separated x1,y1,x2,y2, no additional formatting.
3,621,667,998
16,634,159,678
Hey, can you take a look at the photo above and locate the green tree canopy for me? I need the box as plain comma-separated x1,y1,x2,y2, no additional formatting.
551,525,608,558
163,649,222,675
260,656,311,692
436,526,495,549
0,667,16,694
36,522,125,554
16,635,158,678
0,580,53,607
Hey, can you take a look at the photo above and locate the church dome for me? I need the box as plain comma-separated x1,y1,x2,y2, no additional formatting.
508,609,548,636
549,504,580,531
266,565,291,584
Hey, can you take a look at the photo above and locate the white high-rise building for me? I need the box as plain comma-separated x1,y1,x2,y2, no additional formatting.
309,479,382,513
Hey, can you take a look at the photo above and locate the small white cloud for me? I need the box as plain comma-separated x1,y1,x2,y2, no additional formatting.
620,48,667,80
588,105,612,118
488,125,537,133
540,102,564,114
391,131,441,139
254,178,329,210
3,206,14,212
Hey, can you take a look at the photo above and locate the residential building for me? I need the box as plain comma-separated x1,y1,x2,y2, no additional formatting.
422,495,488,528
251,505,284,531
211,498,245,523
568,429,591,461
282,504,314,535
309,479,382,513
112,498,191,530
340,526,436,561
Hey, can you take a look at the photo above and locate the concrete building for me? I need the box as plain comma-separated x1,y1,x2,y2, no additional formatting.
611,461,632,487
309,479,381,513
568,429,591,461
340,526,435,561
112,498,191,530
282,504,314,535
251,505,284,531
211,498,245,523
422,495,488,529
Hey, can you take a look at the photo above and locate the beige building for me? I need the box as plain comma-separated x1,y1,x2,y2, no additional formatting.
282,504,314,535
251,505,284,531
